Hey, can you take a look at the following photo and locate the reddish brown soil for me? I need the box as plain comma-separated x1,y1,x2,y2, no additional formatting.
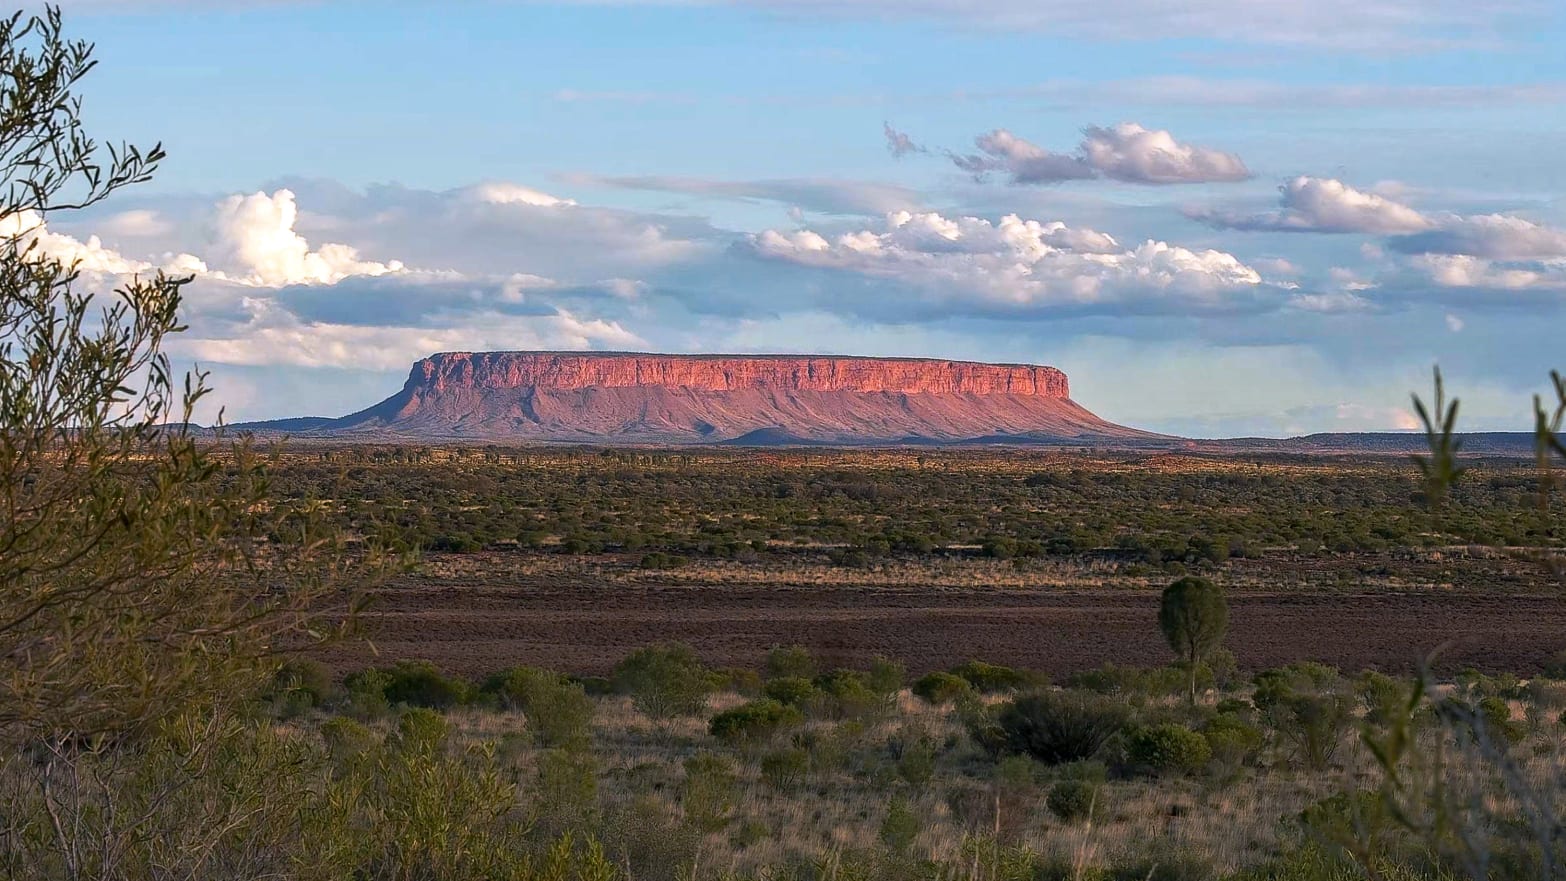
313,574,1566,678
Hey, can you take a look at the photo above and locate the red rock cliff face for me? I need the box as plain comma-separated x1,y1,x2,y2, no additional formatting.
408,352,1070,398
328,351,1150,442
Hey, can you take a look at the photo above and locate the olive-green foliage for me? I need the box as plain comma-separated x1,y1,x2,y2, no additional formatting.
912,672,973,705
1159,577,1229,703
612,643,719,719
894,734,938,790
1255,664,1354,771
866,656,906,698
680,752,738,833
950,660,1037,694
758,747,809,790
708,699,803,746
995,691,1132,765
484,667,595,749
813,669,879,719
351,660,474,711
1125,724,1212,776
1203,713,1264,770
0,6,384,751
533,749,599,833
1046,778,1101,822
1065,664,1193,698
765,645,819,680
762,676,821,707
880,798,920,854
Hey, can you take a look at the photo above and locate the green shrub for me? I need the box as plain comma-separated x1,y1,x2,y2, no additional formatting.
352,660,471,711
639,551,687,570
950,660,1036,694
1255,664,1353,771
759,747,809,790
1046,778,1101,822
866,656,906,698
895,736,937,790
1126,724,1212,775
996,691,1132,764
813,669,878,718
482,666,594,749
708,699,803,746
612,642,719,719
681,752,738,833
267,658,333,712
1203,713,1263,769
912,671,973,705
534,749,599,832
880,798,920,855
765,645,818,680
763,676,820,707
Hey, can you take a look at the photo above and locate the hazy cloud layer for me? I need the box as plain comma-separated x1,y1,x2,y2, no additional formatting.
564,173,925,215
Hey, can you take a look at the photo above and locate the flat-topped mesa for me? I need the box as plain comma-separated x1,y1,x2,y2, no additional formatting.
409,351,1071,398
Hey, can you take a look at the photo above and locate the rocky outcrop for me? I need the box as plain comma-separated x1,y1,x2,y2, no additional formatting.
321,351,1153,443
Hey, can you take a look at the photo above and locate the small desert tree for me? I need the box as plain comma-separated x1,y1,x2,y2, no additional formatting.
0,9,380,877
1159,576,1228,704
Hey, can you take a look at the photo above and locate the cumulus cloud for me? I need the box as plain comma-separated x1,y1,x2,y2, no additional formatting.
0,209,199,276
209,190,403,286
947,123,1248,185
1389,213,1566,260
1405,254,1564,291
748,209,1266,314
1193,176,1433,234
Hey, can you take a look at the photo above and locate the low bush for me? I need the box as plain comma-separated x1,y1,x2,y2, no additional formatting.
765,645,818,680
759,747,809,790
1125,724,1212,776
949,660,1037,694
996,691,1132,764
762,676,820,707
708,699,803,746
612,643,719,719
481,667,594,749
1203,713,1263,769
1046,778,1101,822
912,672,973,705
349,660,472,711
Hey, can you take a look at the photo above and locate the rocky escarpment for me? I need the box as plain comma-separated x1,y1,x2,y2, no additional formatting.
319,351,1155,443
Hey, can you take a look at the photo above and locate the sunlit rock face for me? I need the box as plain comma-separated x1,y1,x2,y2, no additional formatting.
326,351,1151,443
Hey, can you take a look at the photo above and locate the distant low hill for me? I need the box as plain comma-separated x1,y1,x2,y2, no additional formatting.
222,351,1553,455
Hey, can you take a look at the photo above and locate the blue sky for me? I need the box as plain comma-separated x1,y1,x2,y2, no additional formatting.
31,0,1566,435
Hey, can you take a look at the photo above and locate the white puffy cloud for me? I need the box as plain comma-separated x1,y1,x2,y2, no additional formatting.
1079,123,1250,185
1193,177,1433,234
460,182,578,208
0,209,200,276
947,123,1248,185
1390,213,1566,260
1406,254,1564,291
208,189,404,286
749,209,1265,313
